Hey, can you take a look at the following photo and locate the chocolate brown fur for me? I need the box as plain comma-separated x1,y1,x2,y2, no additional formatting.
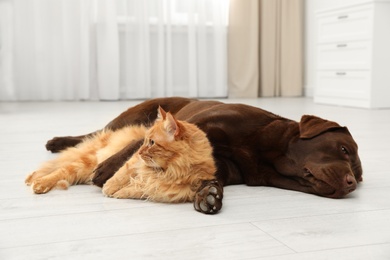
46,97,363,213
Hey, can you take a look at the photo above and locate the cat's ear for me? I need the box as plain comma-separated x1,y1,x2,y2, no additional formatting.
157,106,167,120
164,112,180,137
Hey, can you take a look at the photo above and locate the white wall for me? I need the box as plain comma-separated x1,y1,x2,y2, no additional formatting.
304,0,362,97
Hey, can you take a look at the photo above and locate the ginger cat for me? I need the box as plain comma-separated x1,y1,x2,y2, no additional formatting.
25,107,216,203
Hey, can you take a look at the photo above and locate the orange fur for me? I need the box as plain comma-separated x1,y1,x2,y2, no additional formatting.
25,108,216,203
25,125,147,193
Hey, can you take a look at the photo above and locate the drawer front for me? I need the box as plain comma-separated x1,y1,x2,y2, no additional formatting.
316,71,370,99
318,6,373,43
317,41,371,70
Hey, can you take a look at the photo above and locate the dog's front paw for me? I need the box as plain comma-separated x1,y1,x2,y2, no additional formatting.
194,180,223,214
92,161,118,188
93,140,143,188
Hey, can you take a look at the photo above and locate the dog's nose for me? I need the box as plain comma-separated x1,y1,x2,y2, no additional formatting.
345,174,357,193
346,174,356,186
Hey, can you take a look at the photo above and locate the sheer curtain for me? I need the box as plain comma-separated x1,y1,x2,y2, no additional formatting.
0,0,229,101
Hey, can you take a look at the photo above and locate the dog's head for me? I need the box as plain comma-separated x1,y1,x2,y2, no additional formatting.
289,115,363,198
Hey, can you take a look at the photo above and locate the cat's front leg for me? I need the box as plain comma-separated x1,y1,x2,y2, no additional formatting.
194,180,224,214
102,159,146,199
109,184,145,199
102,161,136,197
27,159,95,194
25,163,57,186
30,169,71,194
25,171,46,186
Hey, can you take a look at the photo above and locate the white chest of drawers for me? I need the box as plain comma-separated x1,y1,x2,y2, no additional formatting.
314,0,390,108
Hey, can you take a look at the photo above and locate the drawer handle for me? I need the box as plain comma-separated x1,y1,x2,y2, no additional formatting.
338,15,349,19
336,72,347,76
337,44,348,48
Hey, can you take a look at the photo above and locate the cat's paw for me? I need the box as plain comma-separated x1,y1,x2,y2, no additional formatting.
31,179,69,194
194,180,223,214
25,171,49,186
31,178,55,194
102,181,121,197
25,172,36,186
103,185,140,199
111,189,132,199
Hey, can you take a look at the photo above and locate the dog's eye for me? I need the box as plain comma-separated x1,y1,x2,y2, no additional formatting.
341,146,349,155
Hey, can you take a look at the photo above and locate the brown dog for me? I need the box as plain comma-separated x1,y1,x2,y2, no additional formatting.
46,97,363,214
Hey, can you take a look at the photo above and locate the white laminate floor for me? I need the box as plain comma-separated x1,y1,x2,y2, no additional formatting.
1,97,389,260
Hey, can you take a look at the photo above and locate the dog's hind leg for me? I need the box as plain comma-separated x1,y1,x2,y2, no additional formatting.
45,134,92,153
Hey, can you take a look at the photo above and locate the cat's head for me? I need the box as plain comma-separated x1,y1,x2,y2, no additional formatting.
137,107,184,169
138,106,212,171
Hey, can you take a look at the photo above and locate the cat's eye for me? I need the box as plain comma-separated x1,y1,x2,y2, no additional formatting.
149,139,155,146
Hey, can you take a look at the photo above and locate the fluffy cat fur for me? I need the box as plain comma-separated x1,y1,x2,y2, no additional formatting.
25,107,216,203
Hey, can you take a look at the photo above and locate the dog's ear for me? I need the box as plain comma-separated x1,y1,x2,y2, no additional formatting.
299,115,343,139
